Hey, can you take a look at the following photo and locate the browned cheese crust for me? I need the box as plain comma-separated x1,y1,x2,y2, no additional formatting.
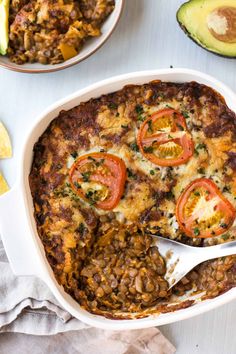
29,81,236,318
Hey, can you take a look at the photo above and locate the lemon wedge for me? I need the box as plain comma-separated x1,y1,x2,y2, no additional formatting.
0,121,12,158
0,172,9,195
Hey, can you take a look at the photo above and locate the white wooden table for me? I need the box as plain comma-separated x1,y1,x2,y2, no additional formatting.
0,0,236,352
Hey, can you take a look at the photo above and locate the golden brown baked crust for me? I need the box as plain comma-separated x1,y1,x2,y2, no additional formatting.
29,81,236,318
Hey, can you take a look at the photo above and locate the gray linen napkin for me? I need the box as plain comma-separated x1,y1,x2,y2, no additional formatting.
0,237,176,353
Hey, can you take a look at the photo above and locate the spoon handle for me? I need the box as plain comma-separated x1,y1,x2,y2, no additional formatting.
197,240,236,263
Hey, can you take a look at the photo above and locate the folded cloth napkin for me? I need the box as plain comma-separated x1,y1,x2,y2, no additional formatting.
0,237,176,354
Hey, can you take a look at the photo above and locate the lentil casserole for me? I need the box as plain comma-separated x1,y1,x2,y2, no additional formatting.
8,0,114,64
29,81,236,319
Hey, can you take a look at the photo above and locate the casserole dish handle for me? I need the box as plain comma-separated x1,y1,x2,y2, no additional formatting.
0,187,42,277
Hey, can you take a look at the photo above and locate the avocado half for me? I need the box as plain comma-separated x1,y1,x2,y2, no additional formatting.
177,0,236,58
0,0,10,55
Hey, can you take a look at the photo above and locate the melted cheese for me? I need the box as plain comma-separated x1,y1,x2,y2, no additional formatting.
97,104,131,136
114,182,154,221
63,97,236,242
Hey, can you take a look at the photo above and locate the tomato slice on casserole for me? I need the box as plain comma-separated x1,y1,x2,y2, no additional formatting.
137,109,194,166
176,178,236,238
69,152,126,210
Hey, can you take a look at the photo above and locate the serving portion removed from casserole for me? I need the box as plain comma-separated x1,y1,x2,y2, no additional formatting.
3,0,114,64
29,81,236,318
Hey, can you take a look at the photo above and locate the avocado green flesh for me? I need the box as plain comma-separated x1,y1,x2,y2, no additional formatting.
0,0,10,55
177,0,236,57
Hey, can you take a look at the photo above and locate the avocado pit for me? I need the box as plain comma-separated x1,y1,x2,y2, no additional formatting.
207,7,236,43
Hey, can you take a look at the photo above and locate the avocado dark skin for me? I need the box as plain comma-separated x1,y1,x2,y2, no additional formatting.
177,0,236,59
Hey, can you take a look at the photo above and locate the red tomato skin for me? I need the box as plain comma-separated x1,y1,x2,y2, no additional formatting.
137,109,194,167
69,152,126,210
176,178,236,238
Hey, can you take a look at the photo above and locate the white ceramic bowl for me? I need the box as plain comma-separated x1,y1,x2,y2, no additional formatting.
0,69,236,330
0,0,124,74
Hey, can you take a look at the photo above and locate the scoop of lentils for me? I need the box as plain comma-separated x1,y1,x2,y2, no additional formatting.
79,229,169,312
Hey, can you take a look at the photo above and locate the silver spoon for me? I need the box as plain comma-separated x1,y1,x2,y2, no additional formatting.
151,235,236,289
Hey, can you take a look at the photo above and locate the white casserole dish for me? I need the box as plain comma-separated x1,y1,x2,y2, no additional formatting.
0,68,236,330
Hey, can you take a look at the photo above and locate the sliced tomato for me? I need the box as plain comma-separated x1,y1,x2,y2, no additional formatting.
176,178,236,238
69,152,126,210
137,109,194,167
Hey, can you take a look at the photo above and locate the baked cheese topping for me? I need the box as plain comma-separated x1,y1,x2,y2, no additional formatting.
29,81,236,318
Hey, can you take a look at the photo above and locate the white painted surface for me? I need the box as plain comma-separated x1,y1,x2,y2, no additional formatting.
0,0,235,352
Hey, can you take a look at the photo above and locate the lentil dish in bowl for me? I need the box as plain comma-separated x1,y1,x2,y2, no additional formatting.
28,74,236,319
0,70,236,329
0,0,123,73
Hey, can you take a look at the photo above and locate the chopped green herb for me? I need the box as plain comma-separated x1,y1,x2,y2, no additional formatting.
182,111,189,119
150,170,155,175
221,233,230,241
176,123,184,131
108,102,118,110
220,223,228,229
137,114,145,122
166,190,175,200
194,191,200,196
54,189,62,197
196,143,207,150
143,146,154,153
81,171,91,182
130,142,139,152
77,222,85,234
55,184,81,202
135,105,144,114
73,181,81,189
223,186,231,193
71,151,78,159
193,227,200,236
147,120,153,132
127,168,137,180
197,167,205,175
85,189,100,205
85,190,94,198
